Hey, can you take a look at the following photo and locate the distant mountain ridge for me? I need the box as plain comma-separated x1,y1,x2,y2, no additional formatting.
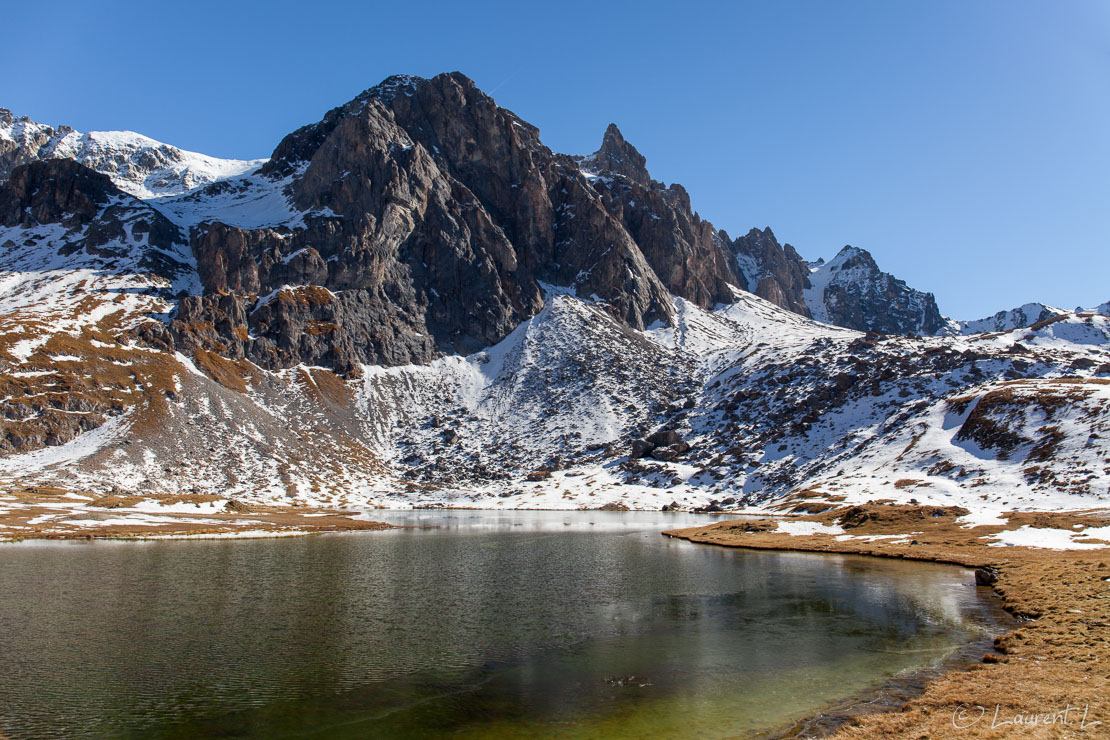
955,303,1067,335
0,108,265,199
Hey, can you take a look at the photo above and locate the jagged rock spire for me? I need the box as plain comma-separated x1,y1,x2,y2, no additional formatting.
584,123,651,186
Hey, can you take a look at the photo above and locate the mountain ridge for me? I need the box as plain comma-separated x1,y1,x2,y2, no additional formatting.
0,107,265,199
1,72,1106,518
2,79,1085,335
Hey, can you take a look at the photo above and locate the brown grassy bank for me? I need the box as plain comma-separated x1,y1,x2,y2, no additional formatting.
0,487,393,540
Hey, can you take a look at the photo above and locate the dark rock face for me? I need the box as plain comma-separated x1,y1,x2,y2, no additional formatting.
0,160,188,286
808,246,945,335
579,123,651,186
579,125,742,309
169,72,749,372
3,74,964,377
0,159,117,228
730,227,812,316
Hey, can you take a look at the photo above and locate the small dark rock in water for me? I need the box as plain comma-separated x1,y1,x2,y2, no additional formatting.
975,566,1000,586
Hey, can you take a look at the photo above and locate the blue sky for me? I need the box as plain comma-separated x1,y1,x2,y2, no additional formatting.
4,0,1107,319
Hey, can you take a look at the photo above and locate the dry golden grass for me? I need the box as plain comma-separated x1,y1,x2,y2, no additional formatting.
298,367,354,407
192,348,250,393
0,311,186,451
0,489,393,540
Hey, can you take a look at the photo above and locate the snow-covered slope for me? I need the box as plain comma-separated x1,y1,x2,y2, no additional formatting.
3,266,1107,514
954,302,1067,335
0,160,202,453
0,108,265,198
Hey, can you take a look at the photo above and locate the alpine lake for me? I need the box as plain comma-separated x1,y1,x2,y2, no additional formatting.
0,510,1010,738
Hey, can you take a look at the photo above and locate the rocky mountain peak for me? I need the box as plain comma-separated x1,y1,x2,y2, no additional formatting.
827,245,878,272
168,70,723,372
729,227,812,317
362,73,427,103
580,123,651,186
805,244,944,335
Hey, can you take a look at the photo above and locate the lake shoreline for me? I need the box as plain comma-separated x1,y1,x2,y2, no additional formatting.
0,487,398,541
664,503,1110,739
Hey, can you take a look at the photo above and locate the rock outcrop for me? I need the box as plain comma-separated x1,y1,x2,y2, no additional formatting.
730,227,812,316
165,73,750,371
0,159,188,284
577,124,741,309
804,246,945,335
578,123,651,186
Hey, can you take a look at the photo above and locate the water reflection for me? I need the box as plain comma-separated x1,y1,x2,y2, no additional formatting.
0,511,1006,739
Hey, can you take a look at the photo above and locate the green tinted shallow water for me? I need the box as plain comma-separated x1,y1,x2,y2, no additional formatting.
0,510,1006,739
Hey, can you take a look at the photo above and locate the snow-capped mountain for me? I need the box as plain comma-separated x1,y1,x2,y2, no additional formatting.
727,230,946,336
0,108,265,199
954,302,1068,335
1,72,1106,515
1082,300,1110,316
949,301,1110,336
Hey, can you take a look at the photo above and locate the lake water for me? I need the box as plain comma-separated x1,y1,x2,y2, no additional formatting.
0,510,1007,738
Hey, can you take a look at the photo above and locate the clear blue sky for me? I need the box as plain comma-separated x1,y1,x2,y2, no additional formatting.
4,0,1107,319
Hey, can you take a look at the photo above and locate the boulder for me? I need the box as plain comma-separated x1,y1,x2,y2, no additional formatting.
647,429,682,448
